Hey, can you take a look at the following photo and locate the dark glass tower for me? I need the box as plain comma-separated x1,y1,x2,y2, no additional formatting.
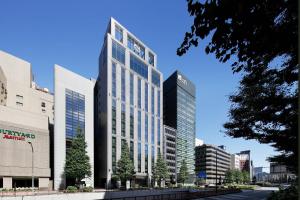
163,71,196,183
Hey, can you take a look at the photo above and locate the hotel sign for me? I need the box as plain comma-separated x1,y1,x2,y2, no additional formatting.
0,128,35,141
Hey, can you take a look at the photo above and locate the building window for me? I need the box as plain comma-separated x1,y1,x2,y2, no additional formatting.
151,87,155,114
127,35,145,59
130,141,134,161
112,62,117,97
145,115,148,143
130,107,134,139
130,53,148,79
152,69,160,87
151,146,155,169
138,142,141,172
112,40,125,64
157,90,160,117
121,103,126,137
148,52,154,66
157,118,160,146
121,68,126,102
112,136,116,173
145,82,148,112
41,102,46,108
151,116,154,145
65,89,85,140
138,111,141,141
145,144,148,173
130,73,134,105
138,78,141,109
115,25,123,42
112,99,116,135
16,102,23,106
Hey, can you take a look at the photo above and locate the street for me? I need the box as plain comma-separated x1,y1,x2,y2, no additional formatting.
196,188,278,200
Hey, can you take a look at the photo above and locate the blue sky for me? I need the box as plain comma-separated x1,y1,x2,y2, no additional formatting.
0,0,276,169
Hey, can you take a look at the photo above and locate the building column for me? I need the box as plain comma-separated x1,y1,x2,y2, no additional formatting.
39,178,50,190
3,177,12,189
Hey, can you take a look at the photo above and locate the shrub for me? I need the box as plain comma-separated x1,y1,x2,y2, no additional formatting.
267,185,298,200
65,186,78,193
82,186,93,192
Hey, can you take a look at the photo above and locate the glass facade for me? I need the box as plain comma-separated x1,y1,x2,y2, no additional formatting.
115,25,123,42
148,52,154,66
121,68,126,102
130,73,134,105
112,63,116,97
145,144,148,173
152,70,160,87
112,136,116,173
145,82,148,112
157,90,160,117
130,107,134,139
112,40,125,64
138,142,141,172
128,36,145,59
151,116,154,145
145,115,148,143
65,89,85,140
138,111,141,141
151,146,155,169
138,78,141,108
157,118,160,146
130,141,134,161
130,54,148,79
112,99,116,135
151,86,155,114
121,103,126,137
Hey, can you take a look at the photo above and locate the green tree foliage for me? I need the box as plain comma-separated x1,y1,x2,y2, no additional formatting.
242,171,250,184
65,129,91,185
178,0,298,173
152,153,169,187
178,160,189,185
225,170,234,183
116,141,135,184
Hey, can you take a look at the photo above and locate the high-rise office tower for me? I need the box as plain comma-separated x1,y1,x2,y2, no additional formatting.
95,18,163,187
163,71,196,183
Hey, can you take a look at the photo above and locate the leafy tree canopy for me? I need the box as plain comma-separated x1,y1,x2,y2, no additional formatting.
116,141,135,183
65,130,91,184
152,153,169,187
178,0,298,173
178,160,189,185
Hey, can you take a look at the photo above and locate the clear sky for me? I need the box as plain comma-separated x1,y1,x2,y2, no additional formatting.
0,0,276,170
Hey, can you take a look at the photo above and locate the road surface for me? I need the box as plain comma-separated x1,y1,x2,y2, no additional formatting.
196,188,278,200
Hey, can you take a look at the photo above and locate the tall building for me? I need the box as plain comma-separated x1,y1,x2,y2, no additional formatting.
0,51,53,189
54,65,95,190
230,154,240,170
163,71,196,182
237,150,253,180
269,163,296,183
195,144,231,184
163,125,177,183
95,18,163,187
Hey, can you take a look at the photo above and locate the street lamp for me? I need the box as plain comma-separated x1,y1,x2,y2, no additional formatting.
27,141,34,193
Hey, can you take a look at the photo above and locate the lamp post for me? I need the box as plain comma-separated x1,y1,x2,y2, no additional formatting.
28,141,34,193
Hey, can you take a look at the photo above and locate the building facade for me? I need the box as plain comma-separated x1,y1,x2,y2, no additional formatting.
237,150,253,180
163,71,196,183
269,163,296,183
0,51,53,189
95,18,163,187
163,125,177,183
195,144,231,184
195,138,204,147
230,154,240,170
54,65,95,190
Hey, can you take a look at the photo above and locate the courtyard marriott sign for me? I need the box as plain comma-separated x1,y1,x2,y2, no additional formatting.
0,128,35,141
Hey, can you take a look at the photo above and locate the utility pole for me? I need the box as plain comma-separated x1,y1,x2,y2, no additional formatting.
28,141,34,193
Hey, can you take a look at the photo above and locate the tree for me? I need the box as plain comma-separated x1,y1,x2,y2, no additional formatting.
178,160,189,185
232,169,242,184
178,0,298,173
152,153,169,187
65,129,91,186
116,141,135,186
242,171,250,184
225,170,234,183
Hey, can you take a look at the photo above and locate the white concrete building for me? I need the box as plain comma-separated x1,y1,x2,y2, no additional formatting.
163,125,177,182
230,154,240,170
95,18,163,187
54,65,95,190
0,51,53,189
